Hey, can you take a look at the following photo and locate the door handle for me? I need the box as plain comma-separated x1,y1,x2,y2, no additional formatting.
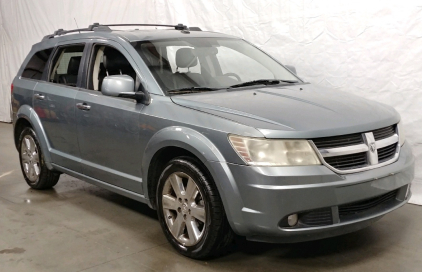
76,103,91,111
34,93,45,100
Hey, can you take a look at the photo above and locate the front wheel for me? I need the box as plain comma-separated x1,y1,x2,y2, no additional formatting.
18,127,60,189
156,157,233,259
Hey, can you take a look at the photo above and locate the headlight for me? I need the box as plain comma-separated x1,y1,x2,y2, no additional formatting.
398,121,405,146
228,135,321,166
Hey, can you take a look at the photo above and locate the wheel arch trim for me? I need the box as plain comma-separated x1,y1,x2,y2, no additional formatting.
142,126,246,234
15,105,54,170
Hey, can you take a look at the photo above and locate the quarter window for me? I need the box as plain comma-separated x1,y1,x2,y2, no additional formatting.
21,48,53,80
49,45,85,87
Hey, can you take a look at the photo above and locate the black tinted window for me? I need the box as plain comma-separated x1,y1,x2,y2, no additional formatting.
21,48,53,80
49,45,85,87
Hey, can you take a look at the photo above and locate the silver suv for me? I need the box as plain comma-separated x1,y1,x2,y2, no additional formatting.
11,23,415,259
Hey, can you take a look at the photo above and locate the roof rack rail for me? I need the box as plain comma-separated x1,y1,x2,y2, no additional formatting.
103,23,188,30
42,23,111,40
42,23,196,40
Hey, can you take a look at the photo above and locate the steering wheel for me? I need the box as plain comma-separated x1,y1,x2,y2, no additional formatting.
223,72,241,82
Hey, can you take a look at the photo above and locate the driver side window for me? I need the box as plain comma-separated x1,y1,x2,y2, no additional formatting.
88,45,137,91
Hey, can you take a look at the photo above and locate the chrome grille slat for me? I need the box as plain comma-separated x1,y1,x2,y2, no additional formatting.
373,125,396,141
312,133,363,149
324,152,367,170
318,144,368,158
311,124,400,174
378,143,397,163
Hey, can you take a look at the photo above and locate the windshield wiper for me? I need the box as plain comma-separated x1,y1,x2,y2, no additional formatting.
168,87,218,95
228,79,298,89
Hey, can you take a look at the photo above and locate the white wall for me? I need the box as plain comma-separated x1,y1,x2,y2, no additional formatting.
0,0,420,187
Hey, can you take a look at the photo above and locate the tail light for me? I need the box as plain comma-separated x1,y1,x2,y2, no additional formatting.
11,83,14,94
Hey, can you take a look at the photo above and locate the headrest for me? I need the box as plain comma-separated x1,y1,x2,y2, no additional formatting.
176,48,198,68
67,56,81,75
103,49,132,71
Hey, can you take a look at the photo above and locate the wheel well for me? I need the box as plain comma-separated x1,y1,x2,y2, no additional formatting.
14,118,32,149
147,146,208,209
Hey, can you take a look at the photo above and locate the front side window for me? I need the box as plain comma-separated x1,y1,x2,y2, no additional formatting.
21,48,53,80
87,45,137,91
49,45,85,87
132,38,300,94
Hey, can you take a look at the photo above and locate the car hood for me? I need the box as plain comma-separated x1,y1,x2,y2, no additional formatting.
170,84,400,138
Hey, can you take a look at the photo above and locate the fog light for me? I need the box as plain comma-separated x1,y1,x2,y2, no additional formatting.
287,214,298,226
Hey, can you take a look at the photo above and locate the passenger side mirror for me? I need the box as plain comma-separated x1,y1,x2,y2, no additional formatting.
101,75,145,103
285,65,297,75
102,75,134,96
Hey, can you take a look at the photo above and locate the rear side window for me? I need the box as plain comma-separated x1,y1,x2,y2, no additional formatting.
49,45,85,87
21,48,53,80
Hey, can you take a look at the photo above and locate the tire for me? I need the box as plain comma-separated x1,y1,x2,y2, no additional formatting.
156,156,234,259
18,127,60,189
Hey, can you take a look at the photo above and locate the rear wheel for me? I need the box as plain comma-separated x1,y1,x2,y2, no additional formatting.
156,157,234,259
18,127,60,189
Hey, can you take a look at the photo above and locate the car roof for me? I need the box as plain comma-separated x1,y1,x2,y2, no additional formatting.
33,26,239,51
113,29,237,42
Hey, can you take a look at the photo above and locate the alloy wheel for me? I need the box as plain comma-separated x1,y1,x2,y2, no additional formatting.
161,172,206,246
20,135,40,182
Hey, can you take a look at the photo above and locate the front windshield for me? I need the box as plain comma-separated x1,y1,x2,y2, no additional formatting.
132,37,300,94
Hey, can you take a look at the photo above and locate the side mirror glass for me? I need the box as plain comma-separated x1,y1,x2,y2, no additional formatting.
285,65,297,75
101,75,134,97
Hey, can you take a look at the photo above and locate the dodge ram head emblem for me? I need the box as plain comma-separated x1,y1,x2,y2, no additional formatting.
370,143,376,152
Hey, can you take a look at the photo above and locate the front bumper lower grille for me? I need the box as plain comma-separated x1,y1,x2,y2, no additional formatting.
299,208,333,226
339,189,399,217
311,125,400,173
281,188,402,229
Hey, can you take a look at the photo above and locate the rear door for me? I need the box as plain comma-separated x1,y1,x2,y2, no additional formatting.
75,41,145,193
33,42,87,172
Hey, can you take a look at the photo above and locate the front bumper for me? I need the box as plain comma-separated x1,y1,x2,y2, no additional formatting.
211,142,414,243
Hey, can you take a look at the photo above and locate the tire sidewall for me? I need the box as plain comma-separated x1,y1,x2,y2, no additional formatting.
156,158,215,258
18,127,44,187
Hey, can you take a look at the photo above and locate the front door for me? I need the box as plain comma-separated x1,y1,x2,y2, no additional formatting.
75,43,145,193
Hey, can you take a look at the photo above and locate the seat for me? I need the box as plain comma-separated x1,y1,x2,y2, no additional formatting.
97,62,106,91
103,49,135,78
172,48,205,89
59,56,81,86
97,48,136,91
139,42,175,90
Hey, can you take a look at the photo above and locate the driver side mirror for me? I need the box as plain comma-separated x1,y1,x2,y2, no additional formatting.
101,75,147,103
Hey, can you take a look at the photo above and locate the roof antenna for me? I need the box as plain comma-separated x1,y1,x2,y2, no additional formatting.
74,18,81,33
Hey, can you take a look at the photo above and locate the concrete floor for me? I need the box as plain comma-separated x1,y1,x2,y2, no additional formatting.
1,122,421,272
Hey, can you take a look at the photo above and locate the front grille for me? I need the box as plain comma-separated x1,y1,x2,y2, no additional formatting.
339,189,398,217
312,124,399,172
312,133,363,149
299,208,333,226
324,152,367,170
378,143,397,163
373,125,396,141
